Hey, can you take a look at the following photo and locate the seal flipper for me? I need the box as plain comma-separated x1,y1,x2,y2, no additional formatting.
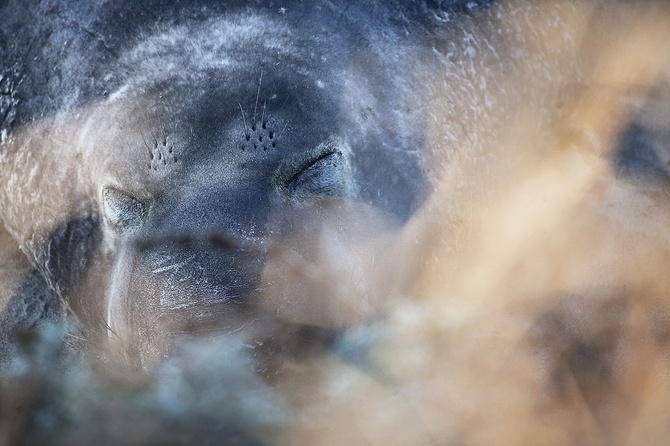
0,226,63,368
0,269,63,368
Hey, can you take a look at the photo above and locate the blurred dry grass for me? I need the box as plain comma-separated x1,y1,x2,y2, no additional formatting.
269,2,670,445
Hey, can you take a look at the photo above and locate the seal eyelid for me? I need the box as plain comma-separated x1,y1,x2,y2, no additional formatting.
284,147,353,198
101,186,151,235
286,148,341,186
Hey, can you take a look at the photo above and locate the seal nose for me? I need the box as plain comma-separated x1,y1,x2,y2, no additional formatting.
106,229,250,336
105,229,263,367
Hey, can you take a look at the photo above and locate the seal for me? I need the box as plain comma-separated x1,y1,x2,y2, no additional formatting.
1,0,502,365
4,0,669,367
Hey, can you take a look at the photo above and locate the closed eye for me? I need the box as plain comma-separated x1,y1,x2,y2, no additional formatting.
101,186,150,235
279,139,355,199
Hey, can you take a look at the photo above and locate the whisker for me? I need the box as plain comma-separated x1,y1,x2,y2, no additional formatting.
253,70,263,122
237,101,248,135
277,119,290,141
261,100,267,126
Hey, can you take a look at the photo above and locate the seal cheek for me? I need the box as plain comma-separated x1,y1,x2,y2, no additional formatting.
101,186,150,236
